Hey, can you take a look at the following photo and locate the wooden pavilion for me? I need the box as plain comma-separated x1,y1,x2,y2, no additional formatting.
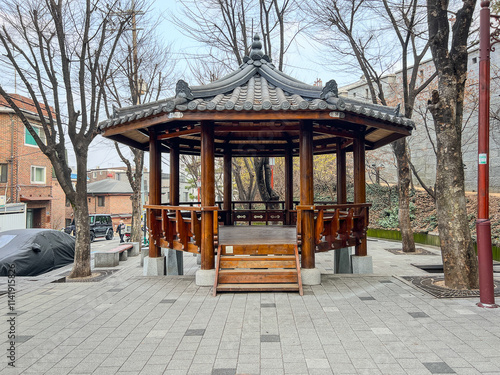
99,36,414,293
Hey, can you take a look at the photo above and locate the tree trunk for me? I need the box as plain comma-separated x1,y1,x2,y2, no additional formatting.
68,152,91,278
130,185,142,244
254,157,279,202
430,86,479,289
427,0,479,290
392,138,416,253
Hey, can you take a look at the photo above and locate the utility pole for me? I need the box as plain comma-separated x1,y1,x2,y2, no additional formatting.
476,1,498,308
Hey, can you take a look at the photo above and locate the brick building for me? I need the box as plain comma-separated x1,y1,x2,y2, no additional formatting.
0,94,66,229
87,178,133,228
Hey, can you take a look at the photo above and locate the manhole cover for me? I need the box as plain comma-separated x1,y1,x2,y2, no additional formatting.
401,276,500,298
56,269,119,283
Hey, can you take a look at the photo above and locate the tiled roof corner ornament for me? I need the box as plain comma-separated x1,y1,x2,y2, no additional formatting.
112,105,118,117
175,79,194,100
320,79,339,100
393,103,401,116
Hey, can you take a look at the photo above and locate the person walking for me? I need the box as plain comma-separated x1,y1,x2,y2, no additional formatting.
116,220,126,243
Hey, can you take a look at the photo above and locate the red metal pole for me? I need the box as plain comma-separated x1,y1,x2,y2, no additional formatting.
477,0,497,308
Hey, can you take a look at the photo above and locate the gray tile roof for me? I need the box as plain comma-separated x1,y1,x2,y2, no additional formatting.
87,179,133,194
99,35,414,131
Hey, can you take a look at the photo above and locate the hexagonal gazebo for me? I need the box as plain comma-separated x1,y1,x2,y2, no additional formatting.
99,36,414,293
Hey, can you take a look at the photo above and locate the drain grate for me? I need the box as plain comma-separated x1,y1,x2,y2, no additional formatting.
401,276,500,298
56,269,119,283
385,248,438,256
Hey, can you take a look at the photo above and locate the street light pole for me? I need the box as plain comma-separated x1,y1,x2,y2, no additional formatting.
477,1,497,308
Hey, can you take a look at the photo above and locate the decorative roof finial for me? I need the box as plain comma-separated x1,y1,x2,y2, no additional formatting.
249,34,264,60
175,79,193,100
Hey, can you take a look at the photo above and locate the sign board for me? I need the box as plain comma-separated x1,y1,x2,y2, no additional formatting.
479,153,487,165
0,195,5,207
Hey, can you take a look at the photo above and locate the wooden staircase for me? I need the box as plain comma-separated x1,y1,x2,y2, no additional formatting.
213,244,303,296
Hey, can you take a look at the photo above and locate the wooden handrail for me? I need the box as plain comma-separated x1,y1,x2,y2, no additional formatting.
144,204,219,211
297,203,372,211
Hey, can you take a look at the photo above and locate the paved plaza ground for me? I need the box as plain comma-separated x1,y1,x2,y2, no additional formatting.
1,237,500,374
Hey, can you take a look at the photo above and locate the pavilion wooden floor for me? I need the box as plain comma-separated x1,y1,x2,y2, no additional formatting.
218,225,297,245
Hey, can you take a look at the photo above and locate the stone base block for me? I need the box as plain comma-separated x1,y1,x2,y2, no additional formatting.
301,268,321,285
143,256,165,276
165,248,179,276
351,255,373,274
119,250,128,261
196,269,216,286
141,247,148,267
334,247,352,274
95,252,119,268
128,242,140,257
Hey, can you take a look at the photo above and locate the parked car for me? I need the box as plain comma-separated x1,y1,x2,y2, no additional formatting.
0,229,75,276
64,214,114,242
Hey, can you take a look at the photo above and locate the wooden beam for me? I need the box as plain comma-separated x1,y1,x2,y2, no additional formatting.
158,127,201,140
106,134,148,150
148,129,162,258
299,120,315,269
201,121,215,270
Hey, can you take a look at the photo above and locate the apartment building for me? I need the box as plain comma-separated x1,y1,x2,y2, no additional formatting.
0,94,66,229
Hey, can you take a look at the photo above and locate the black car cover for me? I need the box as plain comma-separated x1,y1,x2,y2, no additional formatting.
0,229,75,276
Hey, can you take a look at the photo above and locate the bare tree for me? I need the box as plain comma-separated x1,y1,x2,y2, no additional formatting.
0,0,130,278
426,0,479,289
102,0,175,243
305,0,436,253
175,0,302,203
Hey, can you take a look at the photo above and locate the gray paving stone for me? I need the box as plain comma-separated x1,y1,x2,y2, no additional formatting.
423,362,456,373
211,368,236,375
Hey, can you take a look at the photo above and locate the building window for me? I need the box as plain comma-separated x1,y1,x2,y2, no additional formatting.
472,57,477,64
30,166,46,184
0,163,7,183
98,196,105,207
25,125,46,147
93,172,97,178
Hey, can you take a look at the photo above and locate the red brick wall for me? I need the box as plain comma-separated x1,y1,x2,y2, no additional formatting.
51,179,67,230
0,109,56,228
88,194,133,229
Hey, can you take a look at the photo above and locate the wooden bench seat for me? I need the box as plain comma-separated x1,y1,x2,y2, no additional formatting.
95,244,133,268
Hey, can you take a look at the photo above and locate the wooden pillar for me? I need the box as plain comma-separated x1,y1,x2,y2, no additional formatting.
169,143,183,274
353,135,367,256
223,149,232,225
336,139,347,204
299,121,315,268
201,121,215,270
149,129,162,258
169,143,179,205
285,144,293,225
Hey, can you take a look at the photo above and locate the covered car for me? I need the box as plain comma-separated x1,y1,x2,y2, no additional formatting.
0,229,75,276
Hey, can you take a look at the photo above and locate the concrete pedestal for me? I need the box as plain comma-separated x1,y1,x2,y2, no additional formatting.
119,250,128,261
143,256,165,276
196,269,216,286
140,247,148,267
129,242,140,257
351,255,373,274
334,247,352,274
95,252,119,268
301,268,321,285
164,248,179,275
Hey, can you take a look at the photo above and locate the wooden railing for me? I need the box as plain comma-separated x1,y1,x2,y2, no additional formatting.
296,203,371,252
144,205,219,253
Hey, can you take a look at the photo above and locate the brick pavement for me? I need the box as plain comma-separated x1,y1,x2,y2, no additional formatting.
1,238,500,375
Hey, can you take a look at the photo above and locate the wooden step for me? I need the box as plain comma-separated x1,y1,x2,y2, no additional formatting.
219,243,295,255
219,255,296,269
218,269,298,284
216,283,300,292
